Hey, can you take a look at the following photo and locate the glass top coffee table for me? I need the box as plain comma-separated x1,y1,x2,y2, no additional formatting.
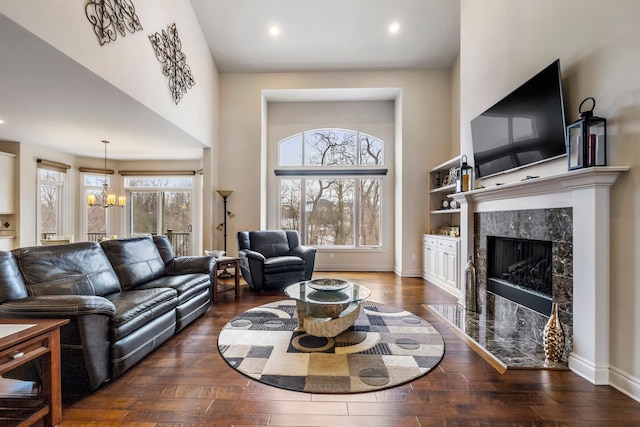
284,279,371,337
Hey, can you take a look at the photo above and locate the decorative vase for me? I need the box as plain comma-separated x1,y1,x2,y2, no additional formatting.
465,256,478,313
543,302,565,362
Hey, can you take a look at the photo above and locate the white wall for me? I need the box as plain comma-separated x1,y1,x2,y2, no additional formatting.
0,0,217,147
219,71,451,274
461,0,640,399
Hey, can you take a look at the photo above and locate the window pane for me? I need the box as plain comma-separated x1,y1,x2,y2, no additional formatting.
359,179,381,246
279,134,302,166
163,191,191,256
305,178,354,246
39,169,61,182
304,129,356,166
125,177,193,188
87,189,107,242
280,179,301,232
359,133,384,165
85,175,109,186
130,192,158,234
40,184,59,234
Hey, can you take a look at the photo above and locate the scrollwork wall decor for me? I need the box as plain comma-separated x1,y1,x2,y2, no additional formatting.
85,0,143,46
148,23,196,105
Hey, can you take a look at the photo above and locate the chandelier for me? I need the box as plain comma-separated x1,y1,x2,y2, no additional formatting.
87,140,125,208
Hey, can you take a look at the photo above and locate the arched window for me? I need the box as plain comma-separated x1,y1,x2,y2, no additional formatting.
275,128,386,248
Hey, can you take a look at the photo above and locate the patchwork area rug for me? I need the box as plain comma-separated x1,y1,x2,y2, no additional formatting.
217,300,445,393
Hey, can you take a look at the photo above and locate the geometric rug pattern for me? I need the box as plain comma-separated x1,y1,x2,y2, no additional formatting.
217,299,445,393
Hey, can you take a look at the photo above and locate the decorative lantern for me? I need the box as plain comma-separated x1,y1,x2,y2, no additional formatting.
456,155,473,192
566,97,607,170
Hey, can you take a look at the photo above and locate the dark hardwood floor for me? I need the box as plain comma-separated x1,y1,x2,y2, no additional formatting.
59,272,640,426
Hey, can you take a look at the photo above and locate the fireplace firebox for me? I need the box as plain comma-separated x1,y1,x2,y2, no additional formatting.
487,236,553,316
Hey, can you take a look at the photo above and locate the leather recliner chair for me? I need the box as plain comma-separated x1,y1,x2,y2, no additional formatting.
237,230,316,292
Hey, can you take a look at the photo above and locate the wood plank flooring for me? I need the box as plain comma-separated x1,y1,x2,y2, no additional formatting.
59,272,640,426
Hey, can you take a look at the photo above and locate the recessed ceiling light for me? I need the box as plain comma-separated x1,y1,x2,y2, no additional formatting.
269,24,280,37
388,22,400,34
0,119,5,125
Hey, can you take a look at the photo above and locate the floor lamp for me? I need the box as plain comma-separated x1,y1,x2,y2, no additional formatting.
216,190,234,278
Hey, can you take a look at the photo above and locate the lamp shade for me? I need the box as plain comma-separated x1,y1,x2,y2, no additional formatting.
217,190,233,198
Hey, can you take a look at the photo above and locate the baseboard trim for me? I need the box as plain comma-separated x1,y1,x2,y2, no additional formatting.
568,352,610,385
609,366,640,403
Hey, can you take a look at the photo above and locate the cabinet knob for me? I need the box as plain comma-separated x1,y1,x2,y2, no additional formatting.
11,351,24,360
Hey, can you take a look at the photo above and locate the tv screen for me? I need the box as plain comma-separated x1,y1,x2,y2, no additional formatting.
471,60,567,179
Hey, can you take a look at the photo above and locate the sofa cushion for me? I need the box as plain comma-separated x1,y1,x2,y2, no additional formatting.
263,256,305,274
12,243,121,297
101,237,166,291
250,231,291,258
105,288,178,341
136,274,210,305
0,251,28,303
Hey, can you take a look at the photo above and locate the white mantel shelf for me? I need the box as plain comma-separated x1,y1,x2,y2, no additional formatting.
449,165,630,387
449,166,630,205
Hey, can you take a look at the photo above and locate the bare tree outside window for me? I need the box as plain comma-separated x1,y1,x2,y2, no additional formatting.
39,169,63,239
277,129,383,248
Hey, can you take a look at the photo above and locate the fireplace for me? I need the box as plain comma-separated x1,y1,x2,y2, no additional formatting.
473,208,574,358
487,236,553,316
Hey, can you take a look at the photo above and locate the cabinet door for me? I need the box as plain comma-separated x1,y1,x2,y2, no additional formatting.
436,250,447,281
0,153,14,213
444,251,458,289
424,245,437,276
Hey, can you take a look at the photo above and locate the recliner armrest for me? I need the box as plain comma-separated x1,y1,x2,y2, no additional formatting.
166,256,215,276
0,295,116,317
289,245,316,258
239,249,266,262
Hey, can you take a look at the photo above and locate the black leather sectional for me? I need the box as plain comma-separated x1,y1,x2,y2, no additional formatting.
0,236,214,392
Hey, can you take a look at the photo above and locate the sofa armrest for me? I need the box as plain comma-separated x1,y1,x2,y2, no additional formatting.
166,256,215,276
0,295,116,317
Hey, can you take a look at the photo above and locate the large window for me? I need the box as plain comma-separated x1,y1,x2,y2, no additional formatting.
276,129,385,248
84,174,109,242
124,177,194,256
38,168,65,240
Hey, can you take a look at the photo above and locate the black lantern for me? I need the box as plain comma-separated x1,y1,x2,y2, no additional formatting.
456,155,473,192
566,97,607,170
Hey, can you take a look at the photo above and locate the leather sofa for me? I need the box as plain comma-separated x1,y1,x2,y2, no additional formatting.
0,236,214,392
237,230,316,292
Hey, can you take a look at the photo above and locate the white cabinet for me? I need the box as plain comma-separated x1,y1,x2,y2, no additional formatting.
0,152,15,213
422,234,460,298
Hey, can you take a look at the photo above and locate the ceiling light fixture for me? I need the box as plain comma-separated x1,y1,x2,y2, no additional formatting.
87,140,125,208
269,24,280,36
388,22,400,34
0,119,5,125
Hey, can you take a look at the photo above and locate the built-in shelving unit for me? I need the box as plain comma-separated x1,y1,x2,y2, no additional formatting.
424,156,462,299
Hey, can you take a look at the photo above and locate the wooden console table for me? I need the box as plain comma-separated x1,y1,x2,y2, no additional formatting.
0,319,69,426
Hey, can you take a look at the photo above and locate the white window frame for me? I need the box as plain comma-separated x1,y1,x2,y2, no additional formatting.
36,168,66,242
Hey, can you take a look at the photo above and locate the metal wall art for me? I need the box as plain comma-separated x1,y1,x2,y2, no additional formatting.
85,0,143,46
148,23,196,105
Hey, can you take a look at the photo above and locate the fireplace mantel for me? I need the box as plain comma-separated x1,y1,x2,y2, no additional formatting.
450,166,629,206
449,166,629,386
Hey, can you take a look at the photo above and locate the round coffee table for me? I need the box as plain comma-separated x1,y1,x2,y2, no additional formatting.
284,279,371,337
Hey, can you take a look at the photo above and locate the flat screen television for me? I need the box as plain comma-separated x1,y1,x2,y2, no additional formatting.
471,59,567,179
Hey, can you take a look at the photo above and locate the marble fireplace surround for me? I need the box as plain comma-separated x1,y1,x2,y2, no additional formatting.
451,166,629,385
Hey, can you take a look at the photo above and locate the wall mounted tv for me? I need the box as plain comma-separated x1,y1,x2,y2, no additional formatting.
471,59,567,179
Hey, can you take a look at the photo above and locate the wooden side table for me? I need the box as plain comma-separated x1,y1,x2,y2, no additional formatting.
0,318,69,427
212,257,241,303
